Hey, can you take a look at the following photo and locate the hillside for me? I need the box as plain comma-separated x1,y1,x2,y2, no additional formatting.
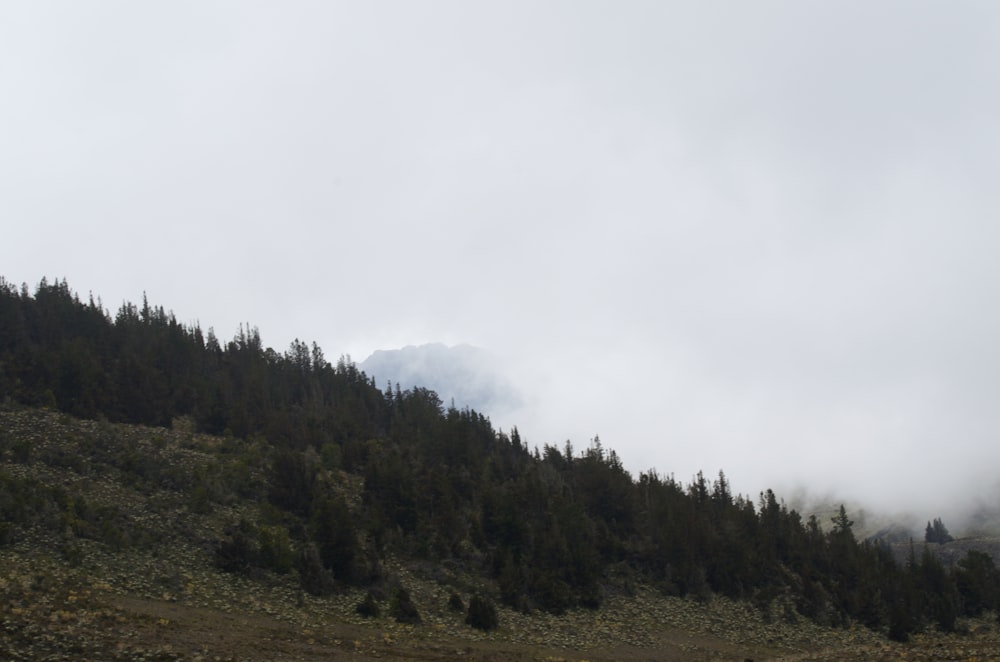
4,407,1000,661
3,278,1000,658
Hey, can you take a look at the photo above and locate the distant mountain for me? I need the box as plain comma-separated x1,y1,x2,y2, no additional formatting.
359,343,521,418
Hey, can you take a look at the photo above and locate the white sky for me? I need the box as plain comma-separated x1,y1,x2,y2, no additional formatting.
3,1,999,519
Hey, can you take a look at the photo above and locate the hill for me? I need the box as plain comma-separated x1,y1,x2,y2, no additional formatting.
4,407,1000,661
3,277,1000,657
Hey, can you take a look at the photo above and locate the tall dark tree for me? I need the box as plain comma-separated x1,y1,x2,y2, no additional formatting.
310,492,360,584
925,517,954,544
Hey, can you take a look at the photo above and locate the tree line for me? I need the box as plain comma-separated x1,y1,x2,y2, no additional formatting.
1,277,998,640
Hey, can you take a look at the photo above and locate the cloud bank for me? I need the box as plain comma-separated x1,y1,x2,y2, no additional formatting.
2,1,999,519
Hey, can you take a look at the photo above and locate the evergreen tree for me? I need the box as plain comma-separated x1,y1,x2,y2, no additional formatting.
924,517,954,544
465,595,499,630
954,550,1000,616
310,492,360,584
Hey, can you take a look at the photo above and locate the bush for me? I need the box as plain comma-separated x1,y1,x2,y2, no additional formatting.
356,590,380,618
296,543,335,596
258,525,294,574
579,581,603,610
465,594,499,631
214,523,258,574
390,587,421,624
447,592,464,612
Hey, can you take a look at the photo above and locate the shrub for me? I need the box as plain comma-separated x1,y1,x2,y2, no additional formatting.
258,525,294,574
447,591,464,612
214,523,258,574
465,594,499,631
579,581,603,610
189,485,212,514
356,591,380,618
296,543,335,596
390,587,421,624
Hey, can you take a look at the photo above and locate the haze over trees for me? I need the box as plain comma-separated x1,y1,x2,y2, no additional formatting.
1,277,998,642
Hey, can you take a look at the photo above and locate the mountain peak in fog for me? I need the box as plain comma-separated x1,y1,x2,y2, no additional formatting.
359,343,521,418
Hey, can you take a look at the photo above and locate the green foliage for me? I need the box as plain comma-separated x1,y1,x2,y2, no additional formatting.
830,504,854,537
925,517,954,544
447,591,464,612
954,550,999,617
268,449,318,517
296,542,335,596
214,520,260,575
64,495,133,550
320,442,342,471
390,586,421,624
258,525,294,574
465,594,499,631
0,471,66,531
309,491,360,584
917,544,959,632
188,482,212,514
11,438,31,463
355,590,380,618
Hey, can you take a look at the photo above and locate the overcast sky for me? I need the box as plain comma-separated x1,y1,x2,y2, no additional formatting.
3,1,999,520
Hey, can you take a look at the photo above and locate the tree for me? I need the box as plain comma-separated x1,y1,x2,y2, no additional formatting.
268,449,318,517
924,517,953,544
465,594,499,630
310,492,360,584
355,590,380,618
830,505,854,537
918,544,959,631
214,521,259,574
390,586,421,624
954,550,1000,616
296,543,335,596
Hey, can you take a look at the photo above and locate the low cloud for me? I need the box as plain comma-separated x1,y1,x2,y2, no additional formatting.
2,2,998,529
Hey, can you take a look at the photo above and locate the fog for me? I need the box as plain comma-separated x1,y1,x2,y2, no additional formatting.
2,2,999,526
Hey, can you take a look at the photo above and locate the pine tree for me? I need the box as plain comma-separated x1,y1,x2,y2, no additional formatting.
310,492,360,584
925,517,953,544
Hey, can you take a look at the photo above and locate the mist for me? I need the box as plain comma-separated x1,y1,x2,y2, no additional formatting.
2,2,999,528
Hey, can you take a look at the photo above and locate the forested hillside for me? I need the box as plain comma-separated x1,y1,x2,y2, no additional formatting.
2,277,999,644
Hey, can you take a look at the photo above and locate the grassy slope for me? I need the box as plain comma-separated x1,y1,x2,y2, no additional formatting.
2,407,1000,661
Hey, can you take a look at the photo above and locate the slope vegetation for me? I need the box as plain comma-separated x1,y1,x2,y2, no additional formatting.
4,408,1000,660
2,278,1000,658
